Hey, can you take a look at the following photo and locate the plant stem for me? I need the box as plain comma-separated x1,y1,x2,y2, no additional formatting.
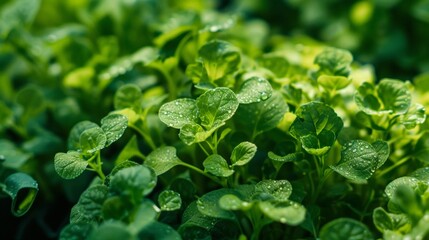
129,124,157,150
376,156,410,178
179,162,225,187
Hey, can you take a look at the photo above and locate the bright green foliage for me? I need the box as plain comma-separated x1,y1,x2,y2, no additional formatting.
2,0,429,239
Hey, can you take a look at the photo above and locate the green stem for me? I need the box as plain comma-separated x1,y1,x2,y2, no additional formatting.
376,156,410,178
179,162,226,187
129,124,157,150
87,152,106,181
198,142,211,156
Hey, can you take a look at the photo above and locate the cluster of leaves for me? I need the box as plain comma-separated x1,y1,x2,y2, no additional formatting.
2,0,429,239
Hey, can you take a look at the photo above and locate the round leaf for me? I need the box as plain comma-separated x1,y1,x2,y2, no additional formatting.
54,151,88,179
159,98,198,129
254,180,293,201
158,190,182,211
197,87,239,130
114,84,142,110
145,146,183,175
230,141,257,167
67,121,99,150
236,77,273,104
219,194,251,211
378,79,411,115
70,185,108,224
203,154,234,177
79,127,107,155
385,176,420,199
259,200,306,225
196,188,237,220
320,218,374,240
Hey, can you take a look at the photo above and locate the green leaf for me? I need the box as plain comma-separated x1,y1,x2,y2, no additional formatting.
178,123,210,145
236,91,288,138
373,207,410,233
377,79,411,115
113,84,142,110
101,196,133,221
399,103,426,129
0,101,13,131
259,200,306,225
128,199,160,232
317,75,351,91
314,47,353,77
230,141,257,167
203,154,234,177
100,114,128,147
70,185,108,224
54,151,88,180
159,98,198,129
330,140,380,183
197,87,239,130
15,85,46,120
0,139,32,169
320,218,374,240
139,221,182,240
254,180,293,201
198,40,241,82
2,173,38,217
145,146,183,175
80,127,107,155
372,140,390,169
415,132,429,163
290,101,343,138
290,101,343,154
219,194,251,211
410,167,429,183
236,77,273,104
268,152,304,163
109,165,157,204
384,176,420,199
68,121,99,151
196,188,237,220
59,223,95,240
282,84,302,106
0,0,41,37
88,221,133,240
158,190,182,211
257,55,289,78
354,82,384,115
355,79,412,115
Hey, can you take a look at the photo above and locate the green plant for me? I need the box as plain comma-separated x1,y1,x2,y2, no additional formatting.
2,0,429,239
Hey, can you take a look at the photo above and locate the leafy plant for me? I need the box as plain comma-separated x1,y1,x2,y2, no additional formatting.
1,0,429,239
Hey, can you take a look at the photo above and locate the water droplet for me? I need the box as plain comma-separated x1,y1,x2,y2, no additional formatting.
260,91,269,100
352,149,357,153
280,218,287,223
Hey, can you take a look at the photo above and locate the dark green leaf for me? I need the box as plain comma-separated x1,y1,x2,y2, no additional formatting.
68,121,99,151
236,77,273,104
159,98,198,129
80,127,107,155
197,87,239,130
109,165,157,204
54,151,88,180
2,173,38,217
178,123,211,145
128,199,160,232
70,185,108,224
373,207,410,233
88,221,133,240
0,0,41,37
236,91,288,138
372,140,390,169
158,190,182,211
268,152,303,162
385,177,420,199
254,180,293,201
59,223,95,240
230,141,257,167
100,114,128,147
203,154,234,177
320,218,374,240
197,188,238,220
139,221,182,240
145,146,183,175
331,140,379,183
415,132,429,163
